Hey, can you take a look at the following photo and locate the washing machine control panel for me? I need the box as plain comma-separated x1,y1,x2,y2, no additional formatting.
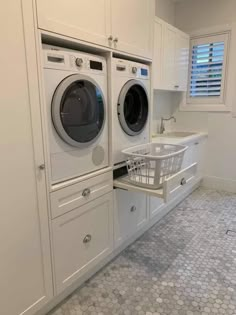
74,56,104,72
43,45,106,74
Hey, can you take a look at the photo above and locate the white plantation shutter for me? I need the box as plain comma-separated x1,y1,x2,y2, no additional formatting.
187,33,229,105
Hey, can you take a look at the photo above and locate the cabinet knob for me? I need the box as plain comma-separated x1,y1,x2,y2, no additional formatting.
180,178,187,186
113,37,119,43
38,164,45,170
108,35,113,41
82,188,91,197
83,234,92,244
130,205,136,212
174,85,179,88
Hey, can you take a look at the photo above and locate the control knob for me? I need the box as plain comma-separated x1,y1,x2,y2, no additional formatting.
75,58,83,67
132,66,137,74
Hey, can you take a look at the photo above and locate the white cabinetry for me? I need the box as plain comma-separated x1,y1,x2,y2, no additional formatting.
36,0,110,48
182,138,206,177
36,0,154,59
52,192,113,294
114,190,149,248
153,17,190,91
110,0,154,58
0,2,52,315
149,196,165,219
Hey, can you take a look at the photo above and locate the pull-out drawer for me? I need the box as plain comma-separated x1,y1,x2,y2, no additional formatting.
52,192,113,294
51,172,113,218
114,163,198,203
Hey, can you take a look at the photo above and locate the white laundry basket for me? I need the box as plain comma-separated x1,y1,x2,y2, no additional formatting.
122,143,188,189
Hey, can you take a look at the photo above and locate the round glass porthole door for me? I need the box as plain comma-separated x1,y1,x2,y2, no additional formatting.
117,80,148,136
52,74,105,147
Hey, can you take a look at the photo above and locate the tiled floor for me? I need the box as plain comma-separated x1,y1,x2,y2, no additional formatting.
49,188,236,315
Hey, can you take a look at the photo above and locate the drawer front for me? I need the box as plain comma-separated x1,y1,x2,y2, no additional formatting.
51,172,113,218
52,192,113,294
163,163,197,202
114,189,148,248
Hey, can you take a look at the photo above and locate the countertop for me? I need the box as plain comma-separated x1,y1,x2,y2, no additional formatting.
152,132,208,145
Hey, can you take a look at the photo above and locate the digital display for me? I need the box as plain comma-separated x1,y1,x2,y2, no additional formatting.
90,60,103,70
141,68,148,76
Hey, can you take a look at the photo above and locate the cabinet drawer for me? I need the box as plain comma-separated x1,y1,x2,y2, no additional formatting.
163,163,197,202
51,172,113,218
114,163,198,203
52,192,113,294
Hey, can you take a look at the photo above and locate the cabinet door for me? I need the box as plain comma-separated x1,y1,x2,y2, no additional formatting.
182,139,206,175
111,0,154,58
114,190,148,248
149,196,165,219
182,144,195,169
153,19,165,89
52,193,113,294
0,2,53,315
36,0,111,47
175,32,190,91
192,139,206,176
162,24,176,90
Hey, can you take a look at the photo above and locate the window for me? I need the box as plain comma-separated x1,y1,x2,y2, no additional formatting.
187,33,229,108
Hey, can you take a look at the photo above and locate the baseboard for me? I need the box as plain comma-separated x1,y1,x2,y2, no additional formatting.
202,176,236,193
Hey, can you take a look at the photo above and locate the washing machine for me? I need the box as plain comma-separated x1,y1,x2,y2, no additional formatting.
112,57,150,166
43,45,108,184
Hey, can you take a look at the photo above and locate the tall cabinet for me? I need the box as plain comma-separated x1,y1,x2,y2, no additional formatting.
0,2,53,315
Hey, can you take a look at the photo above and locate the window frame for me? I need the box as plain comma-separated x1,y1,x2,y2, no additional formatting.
187,33,229,106
180,24,235,113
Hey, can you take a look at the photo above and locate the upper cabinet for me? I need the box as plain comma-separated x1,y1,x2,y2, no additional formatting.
36,0,111,47
153,17,190,91
110,0,154,59
36,0,154,59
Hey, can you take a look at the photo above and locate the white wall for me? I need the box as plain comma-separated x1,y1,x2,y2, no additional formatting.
175,0,236,33
172,0,236,192
155,0,175,25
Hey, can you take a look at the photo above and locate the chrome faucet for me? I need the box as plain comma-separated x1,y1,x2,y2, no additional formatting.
160,116,176,134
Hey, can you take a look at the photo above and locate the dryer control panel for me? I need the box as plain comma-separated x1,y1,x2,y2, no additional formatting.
114,58,149,80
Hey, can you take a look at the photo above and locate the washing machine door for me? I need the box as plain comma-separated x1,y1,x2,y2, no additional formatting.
117,80,148,136
52,74,105,147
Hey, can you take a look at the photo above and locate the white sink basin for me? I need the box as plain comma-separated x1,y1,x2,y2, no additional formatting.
160,131,196,138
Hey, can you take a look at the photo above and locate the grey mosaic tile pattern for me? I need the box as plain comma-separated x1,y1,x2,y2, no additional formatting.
49,188,236,315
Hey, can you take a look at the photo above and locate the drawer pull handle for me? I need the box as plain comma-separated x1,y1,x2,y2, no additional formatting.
180,178,187,186
83,234,92,244
130,206,136,212
82,188,91,197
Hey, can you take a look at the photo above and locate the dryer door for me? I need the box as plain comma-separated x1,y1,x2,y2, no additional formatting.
52,74,105,147
118,80,148,136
